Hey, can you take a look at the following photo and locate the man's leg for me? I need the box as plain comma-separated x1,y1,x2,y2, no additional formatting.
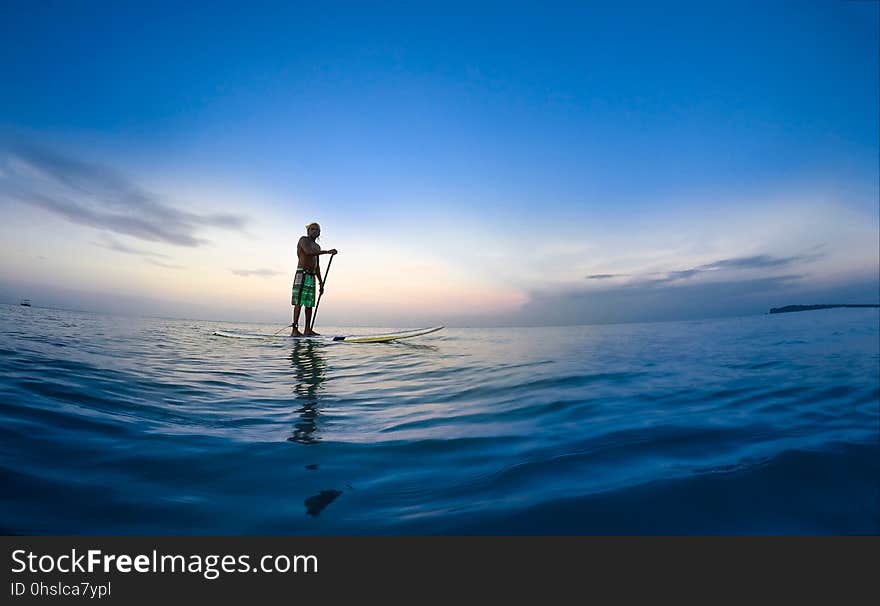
305,307,321,337
304,307,317,336
302,274,320,336
291,305,303,337
305,308,321,336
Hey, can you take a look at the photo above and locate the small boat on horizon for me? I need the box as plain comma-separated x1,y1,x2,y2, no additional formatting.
20,299,31,307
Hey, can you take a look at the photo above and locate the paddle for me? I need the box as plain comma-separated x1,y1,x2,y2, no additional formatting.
311,251,335,330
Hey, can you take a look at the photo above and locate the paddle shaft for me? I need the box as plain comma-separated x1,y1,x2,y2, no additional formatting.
310,252,335,329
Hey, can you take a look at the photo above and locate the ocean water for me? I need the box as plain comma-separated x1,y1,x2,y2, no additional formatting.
0,303,877,535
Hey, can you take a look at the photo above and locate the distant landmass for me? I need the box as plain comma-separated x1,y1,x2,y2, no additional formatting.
769,304,880,314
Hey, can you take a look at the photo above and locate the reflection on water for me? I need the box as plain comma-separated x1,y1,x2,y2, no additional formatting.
304,489,343,517
286,340,343,516
287,340,327,445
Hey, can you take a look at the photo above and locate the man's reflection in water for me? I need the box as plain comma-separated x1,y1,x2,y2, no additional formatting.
287,340,344,516
287,340,327,445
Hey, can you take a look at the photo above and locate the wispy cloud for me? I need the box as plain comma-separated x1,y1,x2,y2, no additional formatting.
588,252,822,289
515,274,811,325
0,144,248,246
231,268,283,277
92,234,169,259
145,259,185,270
696,254,813,271
92,234,186,269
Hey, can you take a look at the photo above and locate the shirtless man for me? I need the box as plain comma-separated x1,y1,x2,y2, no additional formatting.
291,222,337,337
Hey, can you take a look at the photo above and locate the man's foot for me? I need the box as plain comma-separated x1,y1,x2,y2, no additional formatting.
291,328,303,337
304,330,321,337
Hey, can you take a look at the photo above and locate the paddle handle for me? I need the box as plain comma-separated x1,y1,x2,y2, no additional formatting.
311,252,335,328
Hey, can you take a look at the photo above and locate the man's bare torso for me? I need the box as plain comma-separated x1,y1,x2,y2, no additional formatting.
297,236,320,272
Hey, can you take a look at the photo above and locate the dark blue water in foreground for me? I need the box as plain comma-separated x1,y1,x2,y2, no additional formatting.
1,304,877,535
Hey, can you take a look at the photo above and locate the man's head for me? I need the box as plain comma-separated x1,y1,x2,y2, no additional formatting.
306,222,321,239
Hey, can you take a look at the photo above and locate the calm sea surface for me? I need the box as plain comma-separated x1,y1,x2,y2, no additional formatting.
1,304,877,534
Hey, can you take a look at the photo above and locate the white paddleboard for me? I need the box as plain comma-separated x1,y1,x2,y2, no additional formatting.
212,326,444,343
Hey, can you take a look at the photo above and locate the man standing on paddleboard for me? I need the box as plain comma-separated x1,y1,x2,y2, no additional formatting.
291,222,337,337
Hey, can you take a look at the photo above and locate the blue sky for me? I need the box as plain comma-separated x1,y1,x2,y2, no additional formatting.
1,1,877,325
